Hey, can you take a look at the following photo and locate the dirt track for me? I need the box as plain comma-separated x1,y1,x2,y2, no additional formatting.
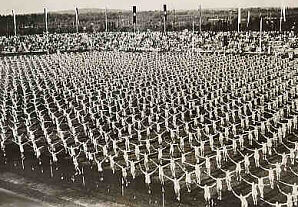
0,187,48,207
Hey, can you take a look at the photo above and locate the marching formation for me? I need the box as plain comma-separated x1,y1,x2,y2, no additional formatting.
0,51,298,206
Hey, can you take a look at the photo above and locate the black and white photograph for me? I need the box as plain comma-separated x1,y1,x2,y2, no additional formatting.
0,0,298,206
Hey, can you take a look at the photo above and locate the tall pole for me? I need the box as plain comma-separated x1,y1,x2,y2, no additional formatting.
280,7,282,32
259,17,263,53
173,9,176,30
44,8,48,33
199,4,202,33
75,7,79,33
6,21,8,36
283,6,286,22
237,7,241,33
192,17,195,33
247,10,250,29
163,4,167,34
12,10,16,36
117,12,120,29
229,10,232,29
105,7,108,32
163,16,166,34
192,16,195,51
280,16,282,32
133,6,136,33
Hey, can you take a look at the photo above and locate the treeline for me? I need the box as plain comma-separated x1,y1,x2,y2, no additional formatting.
0,7,297,36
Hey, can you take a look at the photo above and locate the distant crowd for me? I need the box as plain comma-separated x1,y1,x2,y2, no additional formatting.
0,31,297,55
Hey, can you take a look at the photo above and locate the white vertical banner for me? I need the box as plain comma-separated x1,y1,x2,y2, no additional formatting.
237,7,241,32
44,8,48,33
283,6,286,22
12,10,16,36
75,7,79,33
260,17,263,33
259,17,263,52
199,4,202,33
280,16,282,32
247,10,250,27
280,7,283,31
105,7,108,32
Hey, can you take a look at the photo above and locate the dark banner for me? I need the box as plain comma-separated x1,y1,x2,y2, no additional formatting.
133,6,136,24
163,5,167,21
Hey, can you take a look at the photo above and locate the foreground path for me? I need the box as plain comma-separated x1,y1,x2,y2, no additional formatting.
0,171,132,207
0,188,48,207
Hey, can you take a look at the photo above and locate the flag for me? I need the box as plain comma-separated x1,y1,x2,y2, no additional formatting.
163,4,167,22
75,7,79,32
260,17,263,33
199,4,202,32
259,17,263,52
44,8,48,33
279,13,282,32
12,10,16,36
283,6,286,22
238,8,241,32
238,8,241,24
247,10,250,27
105,7,108,32
133,6,136,24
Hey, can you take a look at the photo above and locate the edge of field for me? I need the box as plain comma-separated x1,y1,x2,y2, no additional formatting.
0,171,129,207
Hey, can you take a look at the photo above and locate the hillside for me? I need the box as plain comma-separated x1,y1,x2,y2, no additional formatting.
0,7,297,35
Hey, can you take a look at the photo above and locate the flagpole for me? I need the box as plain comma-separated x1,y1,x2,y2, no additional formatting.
133,6,136,33
163,4,167,34
163,16,166,34
173,9,176,30
247,10,250,29
283,6,286,22
237,7,241,33
259,17,262,53
199,4,202,33
12,10,16,36
105,7,108,32
280,16,282,32
44,8,48,34
192,18,195,33
75,7,79,33
44,8,49,47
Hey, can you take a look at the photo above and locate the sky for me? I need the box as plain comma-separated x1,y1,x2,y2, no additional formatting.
0,0,298,15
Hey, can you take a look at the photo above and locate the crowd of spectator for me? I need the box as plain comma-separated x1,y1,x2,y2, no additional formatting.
0,31,297,55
